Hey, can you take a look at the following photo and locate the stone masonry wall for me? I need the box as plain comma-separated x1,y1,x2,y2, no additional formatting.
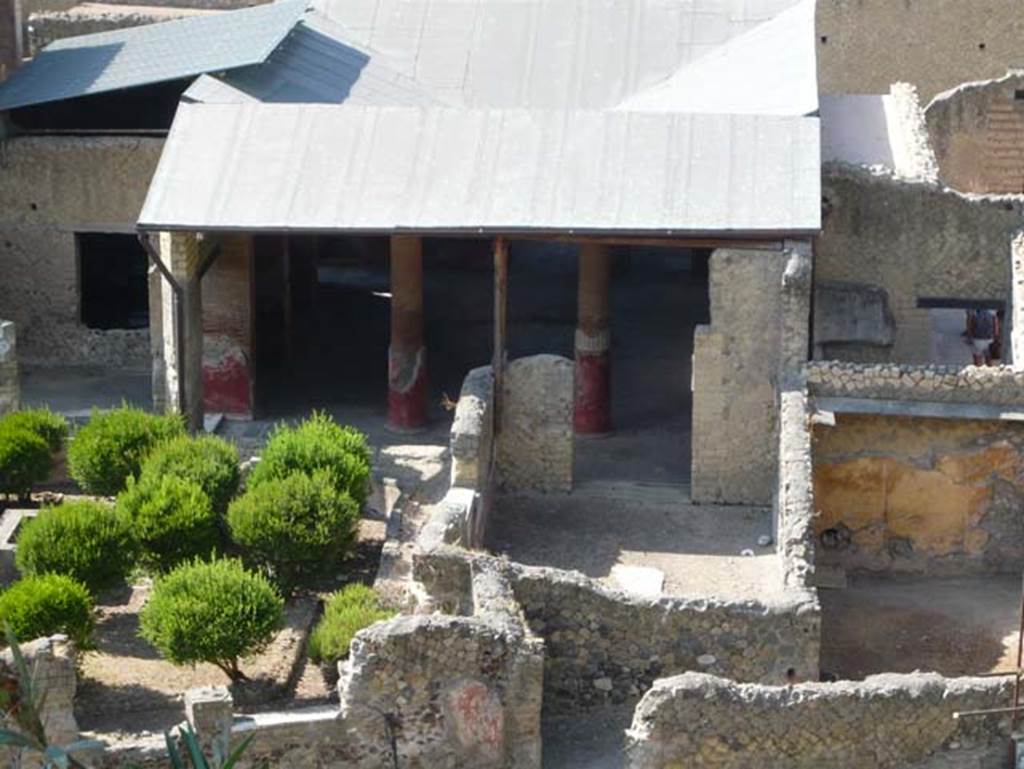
0,135,164,366
626,671,1010,769
497,355,573,493
816,168,1024,364
0,320,18,415
509,566,820,715
692,249,786,505
813,412,1024,575
807,360,1024,405
926,71,1024,194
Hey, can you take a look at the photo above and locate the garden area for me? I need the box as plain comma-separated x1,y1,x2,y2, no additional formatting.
0,405,399,737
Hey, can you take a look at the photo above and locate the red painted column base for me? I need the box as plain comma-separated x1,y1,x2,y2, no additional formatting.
574,348,611,435
203,349,253,419
388,346,428,431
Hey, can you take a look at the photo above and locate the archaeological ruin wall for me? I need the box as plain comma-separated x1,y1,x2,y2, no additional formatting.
0,135,163,367
0,319,17,414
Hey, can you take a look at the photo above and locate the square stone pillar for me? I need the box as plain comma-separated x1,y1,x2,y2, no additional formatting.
1010,229,1024,369
158,232,204,432
0,320,18,416
202,235,254,418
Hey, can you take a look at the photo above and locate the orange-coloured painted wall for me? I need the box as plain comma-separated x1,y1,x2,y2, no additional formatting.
812,414,1024,574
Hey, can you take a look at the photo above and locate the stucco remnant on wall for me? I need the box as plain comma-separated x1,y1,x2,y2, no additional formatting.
625,671,1010,769
813,413,1024,575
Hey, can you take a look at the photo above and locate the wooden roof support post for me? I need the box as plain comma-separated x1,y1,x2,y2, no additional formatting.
492,236,509,432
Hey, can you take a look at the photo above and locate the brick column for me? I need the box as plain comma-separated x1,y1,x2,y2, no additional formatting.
0,0,21,83
574,243,612,435
388,235,427,431
159,232,204,432
202,235,254,418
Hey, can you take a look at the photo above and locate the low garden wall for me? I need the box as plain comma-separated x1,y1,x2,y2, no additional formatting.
625,671,1011,769
0,320,18,416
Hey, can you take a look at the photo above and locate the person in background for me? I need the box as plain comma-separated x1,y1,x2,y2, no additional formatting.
967,308,998,366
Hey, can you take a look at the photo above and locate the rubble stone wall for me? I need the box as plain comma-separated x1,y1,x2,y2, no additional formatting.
510,566,820,715
0,320,18,415
0,136,163,366
807,360,1024,404
692,249,787,505
816,169,1024,364
626,671,1010,769
497,355,573,493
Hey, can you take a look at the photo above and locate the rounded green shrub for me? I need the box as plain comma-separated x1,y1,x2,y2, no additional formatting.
67,406,184,496
15,500,136,592
0,409,69,453
0,574,94,650
139,558,283,682
0,426,52,499
139,435,240,514
246,412,371,505
227,469,360,594
116,475,217,573
307,584,393,667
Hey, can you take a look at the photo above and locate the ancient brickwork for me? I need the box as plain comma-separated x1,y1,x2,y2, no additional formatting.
926,72,1024,194
0,320,18,415
0,136,164,366
497,355,573,493
201,235,254,417
692,249,786,505
807,360,1024,404
510,566,820,715
626,672,1010,769
816,169,1024,364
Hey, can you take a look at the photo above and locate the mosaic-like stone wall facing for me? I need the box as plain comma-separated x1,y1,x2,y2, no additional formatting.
807,360,1024,404
0,320,18,415
625,671,1010,769
510,566,820,715
497,355,573,493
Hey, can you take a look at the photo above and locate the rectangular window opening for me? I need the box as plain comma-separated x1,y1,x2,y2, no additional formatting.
917,298,1004,365
78,233,150,330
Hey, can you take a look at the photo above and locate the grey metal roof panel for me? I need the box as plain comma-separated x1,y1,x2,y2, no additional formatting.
617,0,817,116
139,103,821,235
309,0,806,108
183,12,440,106
0,0,309,111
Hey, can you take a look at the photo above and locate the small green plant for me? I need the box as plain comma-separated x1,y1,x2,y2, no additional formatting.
0,426,52,500
140,558,283,683
0,575,94,650
116,475,218,573
0,628,102,768
308,584,393,668
0,409,69,453
160,722,265,769
67,406,184,496
227,469,360,594
247,412,371,505
139,434,241,514
15,500,137,592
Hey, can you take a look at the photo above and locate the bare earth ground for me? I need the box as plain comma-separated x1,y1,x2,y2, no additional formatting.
488,481,780,600
820,573,1021,680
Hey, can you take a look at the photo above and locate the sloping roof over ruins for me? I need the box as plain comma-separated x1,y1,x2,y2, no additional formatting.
182,11,439,106
616,0,817,115
0,0,309,111
138,103,821,236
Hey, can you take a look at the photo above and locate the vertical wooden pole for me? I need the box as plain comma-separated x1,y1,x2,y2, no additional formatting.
493,237,509,429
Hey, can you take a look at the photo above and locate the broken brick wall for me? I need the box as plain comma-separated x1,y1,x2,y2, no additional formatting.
812,413,1024,575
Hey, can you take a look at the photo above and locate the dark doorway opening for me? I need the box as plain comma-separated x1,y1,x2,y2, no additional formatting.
77,232,149,330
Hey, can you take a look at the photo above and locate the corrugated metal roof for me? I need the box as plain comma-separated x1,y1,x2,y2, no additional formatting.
0,0,309,112
617,0,817,116
139,102,821,235
308,0,806,108
183,12,439,106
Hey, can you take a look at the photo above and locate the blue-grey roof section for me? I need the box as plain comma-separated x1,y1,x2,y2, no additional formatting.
139,103,821,236
183,12,439,106
0,0,310,112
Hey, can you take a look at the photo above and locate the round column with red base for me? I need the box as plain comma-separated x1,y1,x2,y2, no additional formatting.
388,235,428,431
574,243,612,435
